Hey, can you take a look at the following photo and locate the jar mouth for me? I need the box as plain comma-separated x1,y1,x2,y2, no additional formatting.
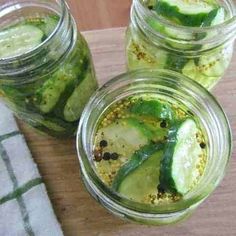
0,0,77,82
133,0,236,51
0,0,65,62
76,69,232,214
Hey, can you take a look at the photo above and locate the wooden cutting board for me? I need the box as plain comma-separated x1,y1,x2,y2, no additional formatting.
18,28,236,236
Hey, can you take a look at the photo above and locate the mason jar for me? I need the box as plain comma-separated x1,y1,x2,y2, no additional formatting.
77,69,232,225
126,0,236,90
0,0,98,138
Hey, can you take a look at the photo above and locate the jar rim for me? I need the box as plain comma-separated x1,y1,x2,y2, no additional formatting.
132,0,236,51
135,0,236,32
76,69,232,215
0,0,66,62
0,0,78,83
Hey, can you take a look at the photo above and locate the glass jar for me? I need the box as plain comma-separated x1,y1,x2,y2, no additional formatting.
126,0,236,90
77,69,232,225
0,0,98,138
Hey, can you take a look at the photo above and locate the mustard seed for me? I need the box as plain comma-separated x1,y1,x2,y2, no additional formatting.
94,150,102,162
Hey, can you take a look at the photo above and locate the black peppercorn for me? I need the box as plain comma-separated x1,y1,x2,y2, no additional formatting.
103,152,111,160
111,152,119,160
160,120,167,128
100,140,108,148
200,142,206,149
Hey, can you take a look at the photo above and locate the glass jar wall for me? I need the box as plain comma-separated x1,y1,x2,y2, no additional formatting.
126,0,236,89
77,70,232,225
0,0,98,137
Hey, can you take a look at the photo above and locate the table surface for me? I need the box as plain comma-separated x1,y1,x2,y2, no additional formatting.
17,27,236,236
66,0,132,31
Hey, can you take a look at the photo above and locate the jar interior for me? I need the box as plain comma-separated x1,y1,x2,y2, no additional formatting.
140,0,235,22
0,0,76,81
78,70,231,214
0,0,61,30
133,0,236,51
0,0,63,60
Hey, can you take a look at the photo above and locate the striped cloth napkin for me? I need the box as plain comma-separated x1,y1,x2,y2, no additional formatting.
0,102,63,236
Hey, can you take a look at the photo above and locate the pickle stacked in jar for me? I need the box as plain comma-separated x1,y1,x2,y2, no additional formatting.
93,95,207,204
0,15,97,137
126,0,234,89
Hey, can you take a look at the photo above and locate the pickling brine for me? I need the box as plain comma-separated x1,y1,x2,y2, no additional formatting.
0,0,97,137
77,70,231,225
93,96,207,204
126,0,236,89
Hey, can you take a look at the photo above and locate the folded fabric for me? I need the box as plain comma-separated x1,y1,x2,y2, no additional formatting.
0,102,63,236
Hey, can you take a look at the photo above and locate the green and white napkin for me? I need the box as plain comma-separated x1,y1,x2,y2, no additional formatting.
0,102,63,236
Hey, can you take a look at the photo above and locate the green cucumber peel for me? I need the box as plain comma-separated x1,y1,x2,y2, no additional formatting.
154,0,221,27
112,142,165,191
130,99,174,121
165,54,189,72
159,120,182,194
126,117,168,142
0,24,44,58
159,118,202,195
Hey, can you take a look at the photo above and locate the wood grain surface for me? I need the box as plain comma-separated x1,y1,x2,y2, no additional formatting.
66,0,132,31
17,27,236,236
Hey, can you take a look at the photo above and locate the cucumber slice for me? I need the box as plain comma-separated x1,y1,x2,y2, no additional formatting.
112,143,164,202
95,118,150,159
34,65,78,114
194,7,225,41
165,54,189,72
130,99,174,121
147,17,196,51
95,115,167,158
182,49,231,86
128,117,168,142
202,7,225,26
182,59,199,78
159,119,202,195
147,18,166,32
199,56,226,77
198,48,231,77
64,71,98,122
0,25,43,58
211,7,226,25
25,15,59,37
158,0,215,15
182,59,217,86
37,15,59,37
208,7,225,26
126,36,168,70
148,5,225,50
164,27,193,40
115,151,163,202
154,0,219,27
